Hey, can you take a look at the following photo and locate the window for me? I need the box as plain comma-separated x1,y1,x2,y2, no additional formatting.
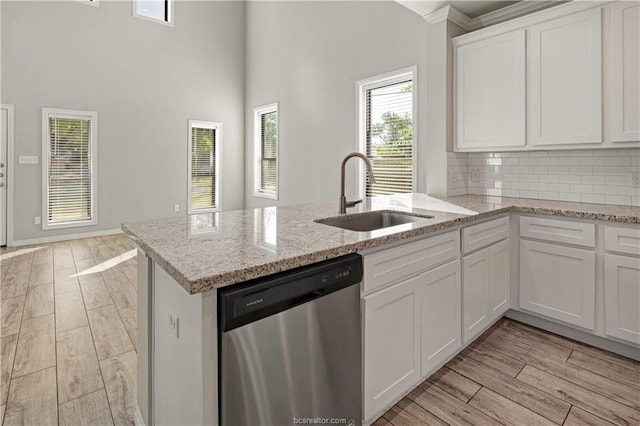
254,103,278,200
188,121,220,213
358,68,416,196
42,108,98,229
134,0,172,25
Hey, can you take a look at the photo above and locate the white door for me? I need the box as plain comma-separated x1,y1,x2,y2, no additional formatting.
520,240,596,329
363,275,421,422
462,248,489,343
456,29,526,150
488,239,510,321
610,1,640,142
0,106,10,246
604,254,640,345
420,260,461,377
529,8,602,145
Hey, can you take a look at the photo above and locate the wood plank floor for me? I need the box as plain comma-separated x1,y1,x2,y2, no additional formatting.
1,235,138,426
378,319,640,426
2,235,639,425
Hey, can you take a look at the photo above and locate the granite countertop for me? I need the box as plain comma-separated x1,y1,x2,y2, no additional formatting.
122,194,640,295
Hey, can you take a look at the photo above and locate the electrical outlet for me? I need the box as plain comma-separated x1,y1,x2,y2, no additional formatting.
450,170,458,183
174,204,180,213
631,172,640,188
168,311,179,338
34,216,41,225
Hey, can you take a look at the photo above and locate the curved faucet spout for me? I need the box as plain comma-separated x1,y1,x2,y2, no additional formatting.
339,152,376,214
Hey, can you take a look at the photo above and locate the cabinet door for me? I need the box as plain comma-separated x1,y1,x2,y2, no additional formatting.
488,239,510,321
529,8,602,145
610,1,640,142
363,276,420,421
604,254,640,345
420,260,461,377
462,248,489,343
520,240,595,329
456,30,526,150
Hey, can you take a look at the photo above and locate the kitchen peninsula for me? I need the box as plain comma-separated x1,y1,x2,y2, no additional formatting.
122,194,640,425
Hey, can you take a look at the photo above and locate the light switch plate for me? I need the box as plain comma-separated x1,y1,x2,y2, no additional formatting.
18,155,38,165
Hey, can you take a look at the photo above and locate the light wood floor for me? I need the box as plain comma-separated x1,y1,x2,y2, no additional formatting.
375,319,640,426
2,235,640,426
1,234,138,425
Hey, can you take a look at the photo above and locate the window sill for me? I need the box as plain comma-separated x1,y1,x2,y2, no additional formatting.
254,191,278,201
42,219,97,231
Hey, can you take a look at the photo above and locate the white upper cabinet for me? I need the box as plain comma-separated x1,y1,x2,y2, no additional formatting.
529,8,602,146
610,1,640,142
456,30,526,150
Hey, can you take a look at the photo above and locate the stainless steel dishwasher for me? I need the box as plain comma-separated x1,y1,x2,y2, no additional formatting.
219,254,362,426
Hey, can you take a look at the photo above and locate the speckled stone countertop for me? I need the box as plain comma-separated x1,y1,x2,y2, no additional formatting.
122,194,640,295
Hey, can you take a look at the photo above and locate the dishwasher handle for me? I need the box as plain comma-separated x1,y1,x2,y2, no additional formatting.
219,253,362,332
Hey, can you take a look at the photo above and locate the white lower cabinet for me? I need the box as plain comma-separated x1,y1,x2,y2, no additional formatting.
604,254,640,345
520,240,595,330
462,240,510,343
363,275,421,421
420,260,461,377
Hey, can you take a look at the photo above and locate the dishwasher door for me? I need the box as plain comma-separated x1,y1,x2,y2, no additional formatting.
219,254,362,426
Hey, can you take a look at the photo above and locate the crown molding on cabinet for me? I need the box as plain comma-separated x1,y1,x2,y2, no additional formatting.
421,0,576,31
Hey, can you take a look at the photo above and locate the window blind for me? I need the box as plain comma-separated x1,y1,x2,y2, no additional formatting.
365,80,414,196
260,111,277,193
47,116,93,224
190,126,217,211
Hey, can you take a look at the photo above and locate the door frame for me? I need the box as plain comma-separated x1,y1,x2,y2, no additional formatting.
1,104,15,246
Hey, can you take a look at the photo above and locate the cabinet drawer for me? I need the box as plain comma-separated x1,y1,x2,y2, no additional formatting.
462,216,509,254
363,231,459,293
520,216,595,248
605,226,640,256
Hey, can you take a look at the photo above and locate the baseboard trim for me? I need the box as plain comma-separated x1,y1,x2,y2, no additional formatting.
10,228,124,247
134,406,145,426
506,309,640,361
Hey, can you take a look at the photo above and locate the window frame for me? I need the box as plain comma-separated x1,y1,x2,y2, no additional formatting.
41,108,98,230
254,103,279,200
132,0,174,27
187,120,221,214
356,66,418,198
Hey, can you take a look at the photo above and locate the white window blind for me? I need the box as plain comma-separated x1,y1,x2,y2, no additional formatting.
364,77,414,196
43,109,97,229
188,121,220,213
254,104,278,199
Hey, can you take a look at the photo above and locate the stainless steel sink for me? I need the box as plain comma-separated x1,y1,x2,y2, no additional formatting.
314,210,434,232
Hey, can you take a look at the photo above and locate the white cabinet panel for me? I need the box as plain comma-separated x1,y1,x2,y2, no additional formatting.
520,240,595,329
529,8,602,145
605,225,640,256
363,231,459,294
520,216,595,248
610,1,640,142
420,260,461,376
488,240,510,320
462,216,509,254
604,254,640,345
363,276,420,421
456,30,526,149
462,248,489,343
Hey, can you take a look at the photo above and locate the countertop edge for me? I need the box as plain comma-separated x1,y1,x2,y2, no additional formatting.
122,203,639,295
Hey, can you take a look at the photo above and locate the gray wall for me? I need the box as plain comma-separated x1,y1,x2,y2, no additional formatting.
2,0,245,242
244,1,428,208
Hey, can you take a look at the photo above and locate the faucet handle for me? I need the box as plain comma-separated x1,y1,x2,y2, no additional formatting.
345,199,363,208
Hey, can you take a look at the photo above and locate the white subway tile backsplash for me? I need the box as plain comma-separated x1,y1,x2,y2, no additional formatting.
449,148,640,206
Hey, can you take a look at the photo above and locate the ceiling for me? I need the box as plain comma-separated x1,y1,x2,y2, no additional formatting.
397,0,521,19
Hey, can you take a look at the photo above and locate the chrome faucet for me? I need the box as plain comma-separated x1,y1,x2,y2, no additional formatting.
339,152,376,214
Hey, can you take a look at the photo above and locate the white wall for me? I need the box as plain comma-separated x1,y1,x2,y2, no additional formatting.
1,0,245,242
244,1,428,208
